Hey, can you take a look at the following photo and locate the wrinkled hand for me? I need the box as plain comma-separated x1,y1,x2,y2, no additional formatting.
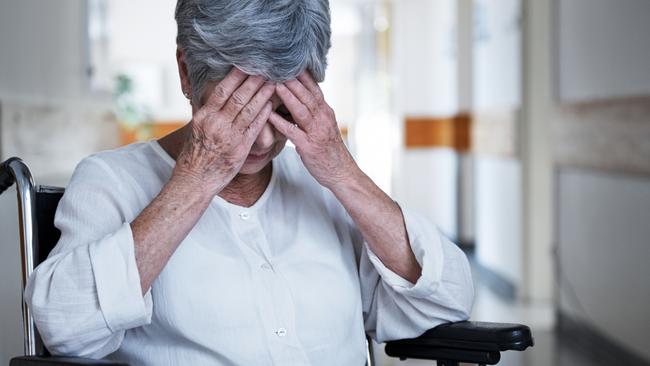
268,71,359,190
174,68,275,194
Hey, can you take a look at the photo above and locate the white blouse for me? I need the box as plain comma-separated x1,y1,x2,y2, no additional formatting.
25,140,474,366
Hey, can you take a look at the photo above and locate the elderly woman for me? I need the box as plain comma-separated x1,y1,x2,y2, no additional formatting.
25,0,473,365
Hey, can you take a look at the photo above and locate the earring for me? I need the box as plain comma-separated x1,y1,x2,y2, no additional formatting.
183,92,192,105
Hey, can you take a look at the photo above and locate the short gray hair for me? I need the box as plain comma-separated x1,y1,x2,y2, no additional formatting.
175,0,331,104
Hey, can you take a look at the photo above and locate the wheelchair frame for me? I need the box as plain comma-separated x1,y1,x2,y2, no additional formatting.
1,157,42,356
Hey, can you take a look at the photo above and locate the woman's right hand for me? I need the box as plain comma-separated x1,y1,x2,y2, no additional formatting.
173,68,275,195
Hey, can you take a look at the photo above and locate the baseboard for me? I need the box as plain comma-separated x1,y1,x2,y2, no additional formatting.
557,312,650,366
471,258,517,302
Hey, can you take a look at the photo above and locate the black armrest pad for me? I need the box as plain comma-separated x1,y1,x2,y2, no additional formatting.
10,356,129,366
384,321,534,364
388,321,534,352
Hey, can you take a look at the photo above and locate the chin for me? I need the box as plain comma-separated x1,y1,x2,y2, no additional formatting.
238,143,286,175
238,159,271,175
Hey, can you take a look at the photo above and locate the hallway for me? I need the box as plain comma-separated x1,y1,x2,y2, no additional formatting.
380,253,620,366
2,0,650,365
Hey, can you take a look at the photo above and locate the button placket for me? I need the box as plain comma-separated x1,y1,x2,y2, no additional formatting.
232,209,296,349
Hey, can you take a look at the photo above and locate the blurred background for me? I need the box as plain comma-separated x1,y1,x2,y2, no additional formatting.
1,0,649,365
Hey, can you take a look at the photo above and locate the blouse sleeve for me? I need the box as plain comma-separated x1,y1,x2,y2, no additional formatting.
24,156,153,358
335,200,475,343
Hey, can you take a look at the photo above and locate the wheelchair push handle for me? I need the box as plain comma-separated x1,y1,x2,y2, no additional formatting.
0,157,22,194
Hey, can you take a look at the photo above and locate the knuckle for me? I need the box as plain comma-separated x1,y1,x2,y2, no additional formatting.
296,108,310,121
213,86,228,102
230,92,246,108
244,127,257,140
242,103,257,119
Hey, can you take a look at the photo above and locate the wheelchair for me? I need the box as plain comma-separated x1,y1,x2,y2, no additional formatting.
1,156,533,366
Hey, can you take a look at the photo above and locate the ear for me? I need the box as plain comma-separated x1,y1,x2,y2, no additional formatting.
176,46,192,99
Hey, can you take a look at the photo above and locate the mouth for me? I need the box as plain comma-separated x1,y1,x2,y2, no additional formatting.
246,150,272,162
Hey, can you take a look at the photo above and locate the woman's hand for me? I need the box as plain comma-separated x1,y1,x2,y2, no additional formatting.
174,68,275,195
268,71,360,190
269,72,421,282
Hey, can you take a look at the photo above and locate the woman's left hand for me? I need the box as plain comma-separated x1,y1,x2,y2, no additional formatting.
269,71,360,190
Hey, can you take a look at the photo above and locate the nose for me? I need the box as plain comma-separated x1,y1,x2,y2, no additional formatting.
251,120,275,152
250,93,283,152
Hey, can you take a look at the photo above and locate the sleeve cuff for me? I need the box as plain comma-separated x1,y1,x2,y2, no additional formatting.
364,206,445,299
89,222,153,332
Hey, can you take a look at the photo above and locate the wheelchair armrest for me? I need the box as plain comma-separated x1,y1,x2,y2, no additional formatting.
385,321,534,365
10,356,129,366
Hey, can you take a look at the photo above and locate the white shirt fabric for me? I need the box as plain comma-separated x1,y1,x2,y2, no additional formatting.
25,140,474,366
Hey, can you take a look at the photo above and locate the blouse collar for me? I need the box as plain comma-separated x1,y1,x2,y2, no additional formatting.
148,139,278,212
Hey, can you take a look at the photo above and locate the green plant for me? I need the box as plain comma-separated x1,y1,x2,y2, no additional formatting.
112,73,153,129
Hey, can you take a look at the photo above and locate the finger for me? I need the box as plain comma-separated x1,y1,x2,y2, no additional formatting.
221,75,266,122
268,110,307,146
245,101,273,142
233,82,275,130
203,67,248,109
297,70,324,101
284,78,320,114
275,83,313,129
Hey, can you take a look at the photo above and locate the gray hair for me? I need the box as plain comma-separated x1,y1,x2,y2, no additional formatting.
175,0,331,104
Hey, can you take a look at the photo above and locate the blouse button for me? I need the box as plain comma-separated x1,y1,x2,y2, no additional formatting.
239,212,250,220
275,328,287,337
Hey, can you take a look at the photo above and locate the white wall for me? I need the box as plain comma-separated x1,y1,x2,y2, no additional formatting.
398,149,459,239
393,0,458,117
475,156,522,286
472,0,524,292
473,0,521,110
0,0,116,177
557,168,650,361
0,99,118,179
0,0,90,103
558,0,650,102
391,0,460,240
